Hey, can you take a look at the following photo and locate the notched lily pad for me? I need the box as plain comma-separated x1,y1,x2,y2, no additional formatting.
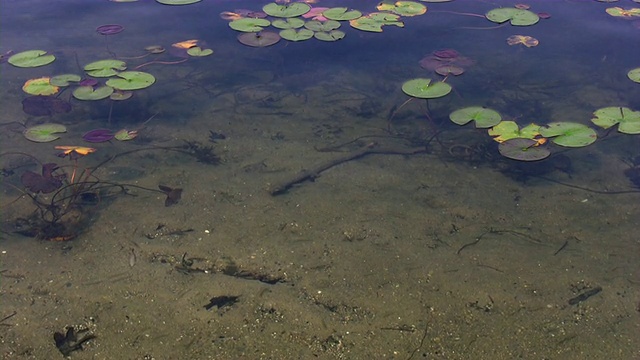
229,18,271,32
401,78,452,99
8,50,56,68
314,30,345,42
628,67,640,83
105,71,155,90
350,12,404,32
271,18,305,29
539,122,597,147
304,20,341,32
486,8,539,26
187,47,213,57
377,1,427,17
280,28,314,41
23,77,59,96
488,121,541,142
323,7,362,21
23,123,67,142
73,86,114,100
591,106,640,134
84,59,127,77
50,74,82,87
238,31,281,47
262,2,311,18
499,138,550,161
449,107,501,128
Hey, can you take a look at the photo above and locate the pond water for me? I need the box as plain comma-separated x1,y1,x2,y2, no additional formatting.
1,0,639,358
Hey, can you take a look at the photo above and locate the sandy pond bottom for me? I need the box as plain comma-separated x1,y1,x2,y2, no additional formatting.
1,73,639,360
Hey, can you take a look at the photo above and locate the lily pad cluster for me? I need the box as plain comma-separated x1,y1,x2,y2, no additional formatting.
419,49,474,76
23,123,138,143
224,1,431,46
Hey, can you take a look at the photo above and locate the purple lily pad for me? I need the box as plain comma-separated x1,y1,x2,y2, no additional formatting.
79,78,99,87
21,163,64,193
433,48,459,59
22,96,72,116
83,128,115,142
538,12,551,19
97,24,124,35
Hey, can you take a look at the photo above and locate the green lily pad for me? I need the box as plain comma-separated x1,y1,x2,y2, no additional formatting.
401,78,452,99
485,8,539,26
73,86,114,100
271,18,305,29
323,8,362,21
449,107,502,128
314,30,345,42
280,28,314,41
229,18,271,32
114,129,138,141
628,68,640,83
304,20,341,32
488,121,541,142
23,123,67,143
262,2,311,18
22,78,59,96
539,122,597,147
50,74,82,87
156,0,201,4
8,50,56,68
377,1,427,17
591,106,640,134
606,7,640,17
187,47,213,57
350,12,404,32
84,59,127,77
106,71,155,90
499,138,550,161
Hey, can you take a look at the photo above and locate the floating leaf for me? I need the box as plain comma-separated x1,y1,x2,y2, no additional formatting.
506,35,539,47
8,50,55,68
401,78,452,99
449,107,502,128
486,8,539,26
488,121,541,142
50,74,82,87
114,129,138,141
377,1,427,17
83,129,115,143
304,20,341,32
591,106,640,134
539,122,597,147
323,7,362,21
238,31,281,47
187,47,213,57
156,0,201,5
271,18,305,29
605,7,640,17
22,77,59,95
110,90,133,100
262,2,311,18
280,28,314,41
172,39,198,49
96,24,124,35
106,71,155,90
229,18,271,32
350,12,404,32
73,86,114,100
84,59,127,77
499,138,550,161
435,65,464,76
23,123,67,142
628,67,640,83
314,30,345,42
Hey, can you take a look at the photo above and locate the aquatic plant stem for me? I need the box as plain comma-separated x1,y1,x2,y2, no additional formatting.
134,58,188,70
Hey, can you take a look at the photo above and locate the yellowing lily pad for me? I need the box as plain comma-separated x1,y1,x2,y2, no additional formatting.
84,59,127,77
23,123,67,142
506,35,539,47
73,85,114,100
605,7,640,17
401,78,452,99
449,107,502,128
8,50,56,68
539,122,597,147
106,71,155,90
486,8,539,26
591,106,640,134
22,77,59,95
488,121,541,142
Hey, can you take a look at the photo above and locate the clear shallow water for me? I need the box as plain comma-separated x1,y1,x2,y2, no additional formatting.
1,1,639,359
